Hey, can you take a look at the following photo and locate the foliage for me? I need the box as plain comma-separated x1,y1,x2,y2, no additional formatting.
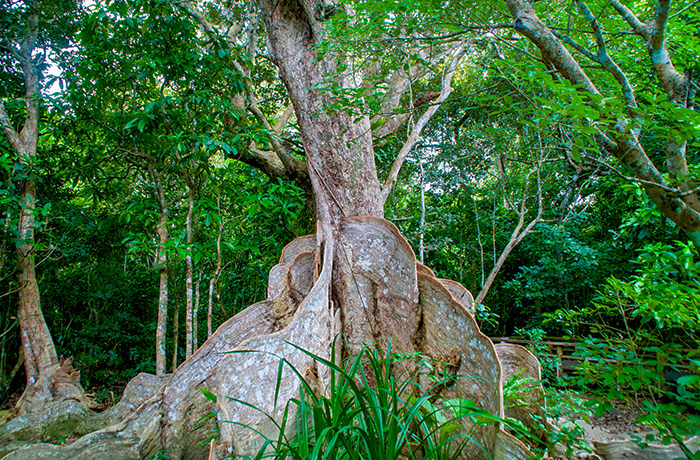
552,240,700,458
537,389,594,459
512,327,561,385
218,340,508,460
501,375,595,459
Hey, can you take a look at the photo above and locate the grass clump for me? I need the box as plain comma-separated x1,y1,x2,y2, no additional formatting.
221,339,501,460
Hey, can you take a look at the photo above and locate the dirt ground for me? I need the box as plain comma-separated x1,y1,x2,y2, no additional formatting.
587,403,648,440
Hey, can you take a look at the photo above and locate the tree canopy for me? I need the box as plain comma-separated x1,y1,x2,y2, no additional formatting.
0,0,698,458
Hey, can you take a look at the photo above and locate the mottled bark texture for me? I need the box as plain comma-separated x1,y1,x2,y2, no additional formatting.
2,222,534,460
1,1,538,458
150,162,170,377
260,0,383,221
504,0,700,249
0,0,94,417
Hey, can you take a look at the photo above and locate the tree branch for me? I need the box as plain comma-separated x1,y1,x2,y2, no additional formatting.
371,51,442,140
609,0,647,37
474,162,543,304
507,0,700,240
611,1,691,184
181,2,219,36
274,104,294,135
0,101,22,152
380,44,466,204
647,0,686,100
650,0,671,53
553,31,598,63
670,0,700,18
505,0,599,94
576,1,638,109
184,1,311,193
582,153,700,197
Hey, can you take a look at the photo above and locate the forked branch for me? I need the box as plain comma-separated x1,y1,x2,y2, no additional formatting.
0,102,22,152
380,45,467,204
575,1,638,109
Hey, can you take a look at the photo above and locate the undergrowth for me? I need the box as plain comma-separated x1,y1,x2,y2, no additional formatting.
208,339,510,460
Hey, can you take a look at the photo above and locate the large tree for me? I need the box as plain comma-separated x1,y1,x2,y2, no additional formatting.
0,1,536,459
0,0,94,415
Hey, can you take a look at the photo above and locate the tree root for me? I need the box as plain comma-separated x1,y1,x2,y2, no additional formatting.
1,218,539,459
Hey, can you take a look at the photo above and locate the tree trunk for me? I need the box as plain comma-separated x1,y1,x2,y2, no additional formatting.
260,0,383,221
207,279,215,338
0,1,92,416
0,2,534,458
184,189,195,360
418,150,426,264
14,180,60,411
147,161,171,377
155,207,169,376
171,292,180,373
475,168,543,304
192,276,200,350
208,195,224,338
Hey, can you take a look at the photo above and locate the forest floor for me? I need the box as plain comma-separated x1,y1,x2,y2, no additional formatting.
546,390,655,445
584,404,649,442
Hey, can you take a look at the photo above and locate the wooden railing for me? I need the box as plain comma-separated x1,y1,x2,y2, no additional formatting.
491,336,578,378
491,336,697,377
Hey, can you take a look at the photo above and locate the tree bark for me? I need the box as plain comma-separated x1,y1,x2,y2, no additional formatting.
0,1,91,415
504,0,700,248
418,151,426,264
154,205,169,376
0,3,535,459
146,161,171,376
184,188,195,360
476,160,544,304
0,3,55,402
259,0,383,221
15,180,60,408
171,291,180,373
207,199,224,338
192,276,200,350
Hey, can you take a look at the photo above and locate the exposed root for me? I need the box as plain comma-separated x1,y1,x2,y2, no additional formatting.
1,218,540,460
495,343,546,439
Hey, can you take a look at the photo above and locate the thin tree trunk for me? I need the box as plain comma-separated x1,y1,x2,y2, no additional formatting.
207,278,215,338
418,151,426,264
148,162,170,376
171,291,179,373
474,198,485,288
475,216,536,304
491,198,497,266
184,189,195,360
475,168,543,304
193,276,200,350
216,281,224,317
207,196,224,337
154,208,168,376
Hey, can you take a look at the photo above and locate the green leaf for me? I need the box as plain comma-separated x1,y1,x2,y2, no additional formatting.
571,148,581,162
200,388,217,403
677,375,700,387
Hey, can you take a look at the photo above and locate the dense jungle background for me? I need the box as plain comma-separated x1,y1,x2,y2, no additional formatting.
1,0,699,457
